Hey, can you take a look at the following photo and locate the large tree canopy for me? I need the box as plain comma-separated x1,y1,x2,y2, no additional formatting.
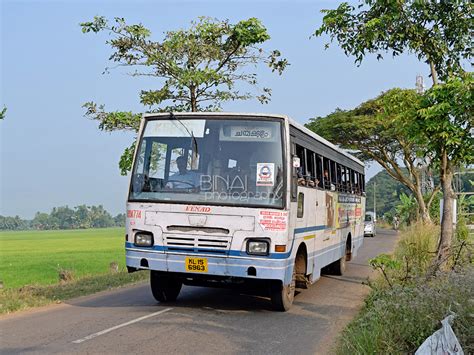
413,73,473,264
313,0,473,266
306,88,435,223
314,0,472,84
81,16,288,174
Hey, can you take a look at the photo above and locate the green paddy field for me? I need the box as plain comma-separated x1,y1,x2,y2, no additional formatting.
0,228,127,289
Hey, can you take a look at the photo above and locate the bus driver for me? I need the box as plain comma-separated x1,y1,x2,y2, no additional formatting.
166,155,201,189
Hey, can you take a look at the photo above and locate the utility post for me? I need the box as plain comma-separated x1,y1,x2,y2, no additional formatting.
373,181,376,223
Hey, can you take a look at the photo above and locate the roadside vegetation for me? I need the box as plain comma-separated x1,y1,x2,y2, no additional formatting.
310,1,473,352
336,222,473,353
0,228,149,314
310,0,473,266
0,270,148,315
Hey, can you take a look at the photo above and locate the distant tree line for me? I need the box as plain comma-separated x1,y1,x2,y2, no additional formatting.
366,170,473,225
0,205,125,231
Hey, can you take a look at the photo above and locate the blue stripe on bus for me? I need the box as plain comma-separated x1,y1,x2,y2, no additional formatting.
125,242,292,259
126,224,324,260
294,225,327,234
126,225,327,259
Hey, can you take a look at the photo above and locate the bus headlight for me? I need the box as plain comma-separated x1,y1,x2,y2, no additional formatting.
134,232,154,247
247,240,269,256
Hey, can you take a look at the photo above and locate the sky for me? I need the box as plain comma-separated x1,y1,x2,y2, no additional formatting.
1,0,430,219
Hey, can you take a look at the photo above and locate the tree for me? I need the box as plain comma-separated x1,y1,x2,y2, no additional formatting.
0,107,6,120
314,0,472,85
81,16,288,174
32,212,51,230
50,206,76,229
113,213,126,227
313,0,473,264
413,73,473,265
306,88,437,223
74,205,92,229
0,215,28,230
395,192,418,226
89,205,114,228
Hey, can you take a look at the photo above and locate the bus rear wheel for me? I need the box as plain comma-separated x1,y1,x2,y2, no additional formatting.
150,271,182,302
270,268,295,312
331,240,351,276
332,254,346,276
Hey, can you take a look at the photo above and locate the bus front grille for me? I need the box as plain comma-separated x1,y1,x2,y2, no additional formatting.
164,235,232,254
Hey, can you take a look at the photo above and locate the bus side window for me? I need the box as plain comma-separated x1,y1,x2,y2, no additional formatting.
306,150,316,188
348,168,352,193
296,145,306,187
343,166,349,192
323,157,331,190
291,141,298,201
330,160,336,191
345,166,350,192
354,171,359,194
350,169,355,193
315,154,323,188
346,167,351,193
336,164,342,191
297,192,304,218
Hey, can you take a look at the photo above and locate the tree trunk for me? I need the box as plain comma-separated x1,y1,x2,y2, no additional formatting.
437,151,455,267
413,184,431,224
429,61,439,86
190,85,197,112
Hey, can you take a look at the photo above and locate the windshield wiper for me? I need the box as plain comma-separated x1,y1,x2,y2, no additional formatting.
169,112,199,163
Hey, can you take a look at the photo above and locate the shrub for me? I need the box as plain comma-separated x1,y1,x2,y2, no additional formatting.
394,222,438,277
337,267,474,354
57,268,75,283
337,222,473,354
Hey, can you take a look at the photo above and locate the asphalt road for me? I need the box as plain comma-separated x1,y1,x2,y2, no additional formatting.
0,229,398,355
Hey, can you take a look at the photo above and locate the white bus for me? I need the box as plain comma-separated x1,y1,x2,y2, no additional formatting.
126,113,365,311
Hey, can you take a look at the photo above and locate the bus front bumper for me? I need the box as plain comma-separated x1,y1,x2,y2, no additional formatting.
125,246,292,283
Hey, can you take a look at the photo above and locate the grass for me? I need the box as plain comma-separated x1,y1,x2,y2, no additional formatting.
0,271,149,314
0,228,150,314
335,223,474,354
337,268,474,354
0,228,128,288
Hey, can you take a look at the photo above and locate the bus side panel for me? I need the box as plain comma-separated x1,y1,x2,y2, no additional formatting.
287,189,366,286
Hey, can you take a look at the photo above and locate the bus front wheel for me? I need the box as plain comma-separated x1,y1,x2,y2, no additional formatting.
150,271,182,302
270,269,295,312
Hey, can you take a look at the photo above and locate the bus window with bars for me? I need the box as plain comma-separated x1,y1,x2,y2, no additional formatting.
315,154,323,188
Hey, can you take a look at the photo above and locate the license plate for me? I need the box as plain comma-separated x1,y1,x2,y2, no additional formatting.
185,257,208,273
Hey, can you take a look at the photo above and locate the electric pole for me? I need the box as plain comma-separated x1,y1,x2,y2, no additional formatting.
373,181,376,222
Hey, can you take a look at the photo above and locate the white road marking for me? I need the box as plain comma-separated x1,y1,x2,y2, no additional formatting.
72,308,173,344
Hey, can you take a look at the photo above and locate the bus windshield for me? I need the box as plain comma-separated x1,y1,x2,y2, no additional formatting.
129,117,285,208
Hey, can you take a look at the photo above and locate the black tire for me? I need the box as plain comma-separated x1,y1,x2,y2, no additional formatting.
270,267,295,312
331,254,347,276
331,241,351,276
150,271,182,302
